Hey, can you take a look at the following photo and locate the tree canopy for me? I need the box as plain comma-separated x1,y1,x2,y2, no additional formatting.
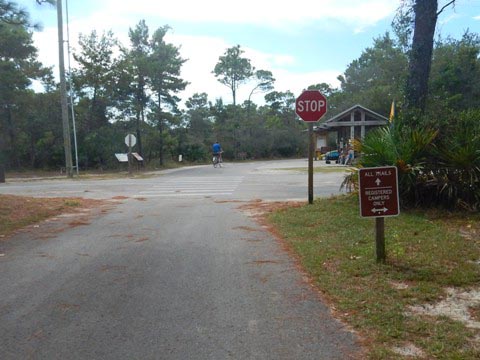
213,45,253,107
0,0,477,179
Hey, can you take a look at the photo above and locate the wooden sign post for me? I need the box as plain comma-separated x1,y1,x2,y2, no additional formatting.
359,166,400,263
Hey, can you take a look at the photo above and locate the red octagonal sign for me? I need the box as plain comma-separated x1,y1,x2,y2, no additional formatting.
295,90,327,122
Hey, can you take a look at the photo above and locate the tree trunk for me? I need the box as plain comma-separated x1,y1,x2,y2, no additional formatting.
6,106,20,168
135,108,143,162
404,0,438,114
135,78,145,159
30,133,36,168
88,88,97,132
159,119,164,166
158,94,164,166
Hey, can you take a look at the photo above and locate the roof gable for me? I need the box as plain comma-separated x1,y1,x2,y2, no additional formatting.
314,104,389,131
324,104,388,124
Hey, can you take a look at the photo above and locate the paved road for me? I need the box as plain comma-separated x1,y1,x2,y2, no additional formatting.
0,160,360,359
0,159,346,201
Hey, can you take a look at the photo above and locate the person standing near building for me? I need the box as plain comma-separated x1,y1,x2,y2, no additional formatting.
345,147,354,165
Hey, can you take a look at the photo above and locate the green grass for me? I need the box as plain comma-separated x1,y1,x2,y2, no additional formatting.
268,195,480,359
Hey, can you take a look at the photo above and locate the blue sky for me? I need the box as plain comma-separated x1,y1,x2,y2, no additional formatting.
20,0,480,106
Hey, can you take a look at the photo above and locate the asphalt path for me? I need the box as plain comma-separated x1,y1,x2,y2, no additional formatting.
0,159,346,201
0,159,361,359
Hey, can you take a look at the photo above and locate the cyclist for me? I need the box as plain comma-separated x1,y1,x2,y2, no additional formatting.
212,141,222,166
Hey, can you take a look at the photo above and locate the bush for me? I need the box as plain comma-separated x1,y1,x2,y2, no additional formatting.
426,110,480,209
348,110,480,211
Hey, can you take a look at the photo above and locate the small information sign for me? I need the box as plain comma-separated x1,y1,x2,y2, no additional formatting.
115,153,129,162
131,152,144,161
359,166,400,218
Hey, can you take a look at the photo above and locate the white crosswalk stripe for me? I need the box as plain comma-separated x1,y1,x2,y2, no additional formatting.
135,176,244,198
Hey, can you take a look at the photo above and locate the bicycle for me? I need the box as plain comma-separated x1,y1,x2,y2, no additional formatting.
212,152,223,168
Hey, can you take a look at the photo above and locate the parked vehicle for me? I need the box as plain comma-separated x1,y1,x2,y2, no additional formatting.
324,150,339,162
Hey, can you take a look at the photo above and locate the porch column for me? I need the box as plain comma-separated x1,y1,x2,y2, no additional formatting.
361,111,366,139
350,112,355,140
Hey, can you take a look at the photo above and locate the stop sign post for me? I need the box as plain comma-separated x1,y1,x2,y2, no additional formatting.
296,90,327,122
125,133,136,174
296,90,328,204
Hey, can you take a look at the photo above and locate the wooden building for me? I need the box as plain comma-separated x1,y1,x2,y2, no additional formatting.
314,104,389,153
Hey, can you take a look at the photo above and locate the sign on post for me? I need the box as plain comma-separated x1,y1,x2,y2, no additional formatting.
359,166,400,217
295,90,327,122
359,166,400,263
295,90,328,204
125,134,136,147
125,134,136,175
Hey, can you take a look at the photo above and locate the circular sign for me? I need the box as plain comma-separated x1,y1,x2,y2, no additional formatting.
295,90,327,122
125,134,136,147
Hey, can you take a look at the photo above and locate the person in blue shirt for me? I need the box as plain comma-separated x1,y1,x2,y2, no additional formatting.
212,141,222,164
212,141,221,154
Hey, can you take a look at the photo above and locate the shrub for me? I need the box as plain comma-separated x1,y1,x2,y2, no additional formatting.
346,110,480,210
426,110,480,210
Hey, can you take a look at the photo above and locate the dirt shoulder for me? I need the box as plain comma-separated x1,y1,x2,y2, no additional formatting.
0,194,108,240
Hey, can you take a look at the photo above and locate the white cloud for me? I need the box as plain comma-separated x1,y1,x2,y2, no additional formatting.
32,27,58,71
166,35,341,106
165,34,232,103
30,0,372,107
34,25,340,107
100,0,399,31
438,12,461,26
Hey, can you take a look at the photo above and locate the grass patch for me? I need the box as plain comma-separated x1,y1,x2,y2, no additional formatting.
4,161,190,181
267,195,480,359
0,195,104,238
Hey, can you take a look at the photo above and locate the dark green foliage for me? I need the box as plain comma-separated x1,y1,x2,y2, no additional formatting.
0,5,53,170
427,110,480,209
72,30,120,132
213,45,253,106
1,0,477,191
180,93,212,162
336,33,408,116
356,121,437,207
428,32,480,114
0,0,45,28
180,143,209,163
354,110,480,210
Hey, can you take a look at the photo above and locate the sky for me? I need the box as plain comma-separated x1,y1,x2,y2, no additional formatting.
20,0,480,107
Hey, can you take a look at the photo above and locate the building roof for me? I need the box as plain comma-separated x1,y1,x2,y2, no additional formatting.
314,104,388,132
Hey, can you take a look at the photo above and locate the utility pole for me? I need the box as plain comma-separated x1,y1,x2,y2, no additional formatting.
57,0,73,178
66,0,79,175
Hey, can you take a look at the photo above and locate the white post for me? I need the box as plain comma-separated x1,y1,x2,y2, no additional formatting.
361,110,366,139
350,112,355,140
128,136,132,175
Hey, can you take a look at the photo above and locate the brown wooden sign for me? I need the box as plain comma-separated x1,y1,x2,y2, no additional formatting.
359,166,400,218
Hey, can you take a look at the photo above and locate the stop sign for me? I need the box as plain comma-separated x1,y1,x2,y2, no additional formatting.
125,133,136,147
295,90,327,122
